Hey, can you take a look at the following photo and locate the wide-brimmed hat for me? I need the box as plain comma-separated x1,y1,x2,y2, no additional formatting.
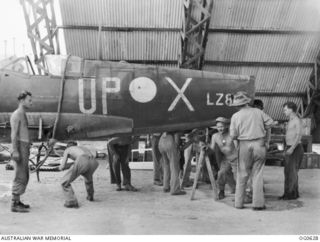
231,91,251,106
215,117,230,124
210,117,230,129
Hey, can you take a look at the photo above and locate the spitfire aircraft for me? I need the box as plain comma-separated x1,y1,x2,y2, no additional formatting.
0,55,255,144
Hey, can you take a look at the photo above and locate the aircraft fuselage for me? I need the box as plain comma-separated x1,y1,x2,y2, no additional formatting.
0,61,254,142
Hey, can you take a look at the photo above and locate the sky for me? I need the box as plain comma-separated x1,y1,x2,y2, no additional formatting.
0,1,31,58
0,0,64,59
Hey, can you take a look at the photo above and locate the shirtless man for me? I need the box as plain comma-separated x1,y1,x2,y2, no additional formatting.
107,136,137,191
279,102,303,200
59,142,99,208
10,91,32,213
210,117,237,199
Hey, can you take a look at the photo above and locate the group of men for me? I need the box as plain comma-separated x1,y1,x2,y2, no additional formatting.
9,91,140,213
9,90,304,213
228,91,303,209
149,91,304,211
10,91,100,212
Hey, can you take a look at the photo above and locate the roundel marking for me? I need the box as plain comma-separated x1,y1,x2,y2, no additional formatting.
129,77,157,103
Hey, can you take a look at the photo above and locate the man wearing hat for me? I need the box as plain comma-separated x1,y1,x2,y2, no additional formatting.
230,91,274,210
210,117,237,200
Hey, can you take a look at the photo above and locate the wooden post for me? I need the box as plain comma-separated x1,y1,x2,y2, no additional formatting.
190,141,218,201
180,143,192,190
205,155,218,200
190,146,205,200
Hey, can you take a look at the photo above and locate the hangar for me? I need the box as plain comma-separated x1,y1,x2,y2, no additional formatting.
21,0,320,137
0,0,320,236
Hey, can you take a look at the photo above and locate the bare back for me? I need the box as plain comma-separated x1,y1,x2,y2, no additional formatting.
212,132,237,161
65,146,93,161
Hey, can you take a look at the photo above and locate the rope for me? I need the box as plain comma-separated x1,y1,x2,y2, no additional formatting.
30,145,56,174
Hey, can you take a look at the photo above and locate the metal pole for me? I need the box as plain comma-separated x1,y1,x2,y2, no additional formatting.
13,37,16,56
4,40,7,57
97,22,102,60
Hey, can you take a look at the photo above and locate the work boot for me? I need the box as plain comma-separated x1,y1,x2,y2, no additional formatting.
282,191,299,200
252,205,266,211
280,194,298,200
124,184,138,192
182,180,193,188
218,190,225,200
235,206,244,209
64,201,79,208
171,190,186,195
18,201,30,209
86,195,94,201
153,180,163,186
163,187,170,193
116,184,122,191
11,201,29,213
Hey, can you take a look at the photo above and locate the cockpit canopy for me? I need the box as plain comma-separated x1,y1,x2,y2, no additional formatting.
45,55,83,77
0,55,139,78
0,55,84,77
0,56,33,75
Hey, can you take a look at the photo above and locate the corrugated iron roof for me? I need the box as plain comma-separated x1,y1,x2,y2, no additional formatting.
205,33,320,63
210,0,320,31
258,96,303,120
59,0,182,28
63,30,180,60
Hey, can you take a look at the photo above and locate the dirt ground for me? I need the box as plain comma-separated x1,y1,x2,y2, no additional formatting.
0,156,320,235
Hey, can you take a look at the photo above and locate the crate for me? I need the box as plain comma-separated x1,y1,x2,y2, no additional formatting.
301,118,311,135
301,153,320,169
